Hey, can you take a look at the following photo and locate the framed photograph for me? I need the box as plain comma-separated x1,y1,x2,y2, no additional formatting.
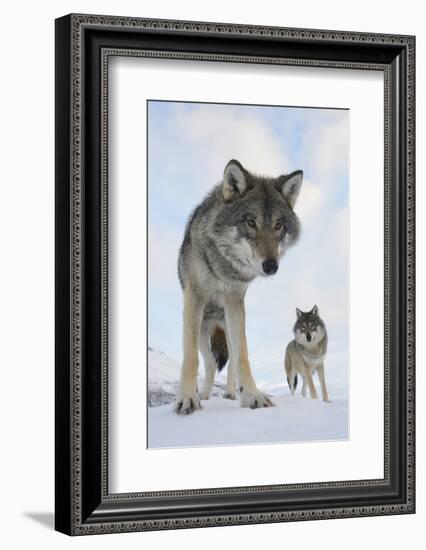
55,14,415,535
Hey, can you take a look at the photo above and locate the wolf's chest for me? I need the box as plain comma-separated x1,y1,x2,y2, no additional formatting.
301,351,325,368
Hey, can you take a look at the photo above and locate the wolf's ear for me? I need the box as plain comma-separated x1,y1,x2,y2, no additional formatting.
312,305,319,316
222,160,249,201
296,308,303,319
277,170,303,208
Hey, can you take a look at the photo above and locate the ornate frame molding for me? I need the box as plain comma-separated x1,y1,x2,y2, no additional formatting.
55,14,415,535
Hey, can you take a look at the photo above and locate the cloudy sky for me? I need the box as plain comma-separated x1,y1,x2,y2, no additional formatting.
148,100,349,397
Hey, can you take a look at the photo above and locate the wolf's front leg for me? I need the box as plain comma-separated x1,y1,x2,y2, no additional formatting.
198,327,216,400
317,364,331,402
175,286,204,414
301,377,307,397
305,368,318,399
224,295,274,409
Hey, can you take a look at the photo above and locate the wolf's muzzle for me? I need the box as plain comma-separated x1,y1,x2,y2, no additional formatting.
262,258,278,275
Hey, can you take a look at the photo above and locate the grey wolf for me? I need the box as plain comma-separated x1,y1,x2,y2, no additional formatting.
284,306,331,402
175,159,303,414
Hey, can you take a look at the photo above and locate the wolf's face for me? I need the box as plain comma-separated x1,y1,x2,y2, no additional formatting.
216,160,303,278
294,305,326,347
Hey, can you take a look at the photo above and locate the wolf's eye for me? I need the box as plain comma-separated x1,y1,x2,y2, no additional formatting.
274,222,283,231
246,218,256,228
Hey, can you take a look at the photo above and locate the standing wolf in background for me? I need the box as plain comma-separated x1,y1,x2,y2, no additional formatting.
175,159,303,414
285,306,331,402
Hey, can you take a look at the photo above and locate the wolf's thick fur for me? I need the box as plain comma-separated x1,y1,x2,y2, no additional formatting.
284,306,331,402
175,159,303,414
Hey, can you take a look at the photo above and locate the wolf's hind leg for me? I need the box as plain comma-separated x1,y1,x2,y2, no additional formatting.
224,354,237,400
175,286,204,414
222,323,236,399
285,351,296,396
199,327,216,400
288,371,297,396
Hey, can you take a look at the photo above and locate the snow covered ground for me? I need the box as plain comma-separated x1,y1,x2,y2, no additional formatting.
148,348,349,449
149,395,348,448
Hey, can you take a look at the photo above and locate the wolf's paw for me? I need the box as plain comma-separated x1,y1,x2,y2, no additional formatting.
223,391,237,400
240,388,274,409
323,398,332,403
175,392,202,415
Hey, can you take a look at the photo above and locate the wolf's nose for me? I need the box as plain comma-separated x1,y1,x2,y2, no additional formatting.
262,259,278,275
306,333,312,342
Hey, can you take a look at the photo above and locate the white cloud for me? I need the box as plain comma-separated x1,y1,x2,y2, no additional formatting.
303,111,349,181
172,104,292,180
148,229,181,287
333,206,349,271
294,177,324,221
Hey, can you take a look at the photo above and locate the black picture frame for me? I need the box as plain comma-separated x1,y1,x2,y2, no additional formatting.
55,13,415,535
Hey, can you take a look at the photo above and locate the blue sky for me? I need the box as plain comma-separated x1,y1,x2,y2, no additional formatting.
148,100,349,397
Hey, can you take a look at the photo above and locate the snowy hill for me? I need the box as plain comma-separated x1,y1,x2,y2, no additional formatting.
147,348,180,406
148,348,227,407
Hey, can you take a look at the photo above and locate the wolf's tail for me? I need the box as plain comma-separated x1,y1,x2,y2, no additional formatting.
210,327,229,372
287,375,298,390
